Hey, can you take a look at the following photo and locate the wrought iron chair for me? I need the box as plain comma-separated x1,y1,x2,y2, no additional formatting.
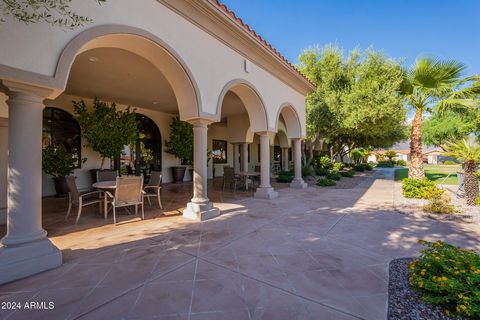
105,176,144,224
65,176,104,224
144,171,163,209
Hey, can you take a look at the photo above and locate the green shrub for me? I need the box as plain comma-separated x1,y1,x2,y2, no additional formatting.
340,170,355,178
315,167,329,176
423,194,456,214
409,240,480,319
302,166,313,178
384,150,397,160
317,178,336,187
443,160,457,165
396,159,407,167
332,162,345,171
364,163,373,171
278,170,294,177
326,171,342,181
317,156,332,169
402,178,444,199
376,160,395,168
353,164,365,172
277,175,294,183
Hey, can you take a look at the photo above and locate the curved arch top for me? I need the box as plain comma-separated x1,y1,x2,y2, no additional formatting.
55,24,201,121
275,103,303,139
216,79,269,133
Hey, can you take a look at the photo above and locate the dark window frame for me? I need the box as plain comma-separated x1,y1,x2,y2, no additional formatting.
42,107,82,168
212,139,228,164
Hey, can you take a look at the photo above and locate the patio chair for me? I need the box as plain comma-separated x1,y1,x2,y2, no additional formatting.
144,170,163,209
96,170,119,182
105,176,144,224
65,176,104,224
223,166,239,192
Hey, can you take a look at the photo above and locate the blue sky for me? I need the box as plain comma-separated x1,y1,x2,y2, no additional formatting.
221,0,480,75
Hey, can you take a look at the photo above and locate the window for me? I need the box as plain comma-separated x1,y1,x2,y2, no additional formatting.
212,140,227,163
42,107,82,167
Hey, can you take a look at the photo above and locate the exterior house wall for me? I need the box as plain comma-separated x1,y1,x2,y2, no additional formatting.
0,0,307,136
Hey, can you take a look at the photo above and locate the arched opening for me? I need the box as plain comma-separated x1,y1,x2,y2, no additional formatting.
118,113,162,177
276,103,302,139
42,107,82,165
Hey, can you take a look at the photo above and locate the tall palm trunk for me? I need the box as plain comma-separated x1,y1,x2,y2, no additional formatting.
463,161,479,206
409,108,425,179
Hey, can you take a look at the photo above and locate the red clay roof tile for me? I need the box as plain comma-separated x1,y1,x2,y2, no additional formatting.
211,0,313,87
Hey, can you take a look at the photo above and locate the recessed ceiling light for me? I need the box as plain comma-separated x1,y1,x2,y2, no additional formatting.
88,56,99,62
153,101,159,105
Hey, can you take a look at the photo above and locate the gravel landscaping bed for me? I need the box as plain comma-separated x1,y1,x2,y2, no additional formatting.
393,181,480,223
305,172,371,189
388,258,454,320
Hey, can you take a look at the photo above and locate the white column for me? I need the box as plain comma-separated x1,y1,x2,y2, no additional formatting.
0,82,62,285
281,147,289,172
183,119,220,221
241,143,249,172
290,138,307,189
254,132,278,199
232,143,239,172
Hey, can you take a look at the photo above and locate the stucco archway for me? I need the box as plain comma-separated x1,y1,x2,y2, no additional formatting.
54,25,201,121
275,103,302,139
216,79,268,133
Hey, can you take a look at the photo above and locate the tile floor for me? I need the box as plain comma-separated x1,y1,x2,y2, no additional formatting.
0,170,478,320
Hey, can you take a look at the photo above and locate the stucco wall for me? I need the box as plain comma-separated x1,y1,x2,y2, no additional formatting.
0,0,306,136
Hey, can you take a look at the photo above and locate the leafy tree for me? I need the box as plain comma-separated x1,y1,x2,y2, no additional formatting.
73,98,137,169
384,150,397,160
423,110,480,148
298,45,407,165
443,139,480,205
399,57,479,180
1,0,106,28
164,116,193,166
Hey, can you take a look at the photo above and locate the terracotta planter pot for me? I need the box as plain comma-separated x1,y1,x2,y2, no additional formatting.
171,166,186,183
53,176,69,197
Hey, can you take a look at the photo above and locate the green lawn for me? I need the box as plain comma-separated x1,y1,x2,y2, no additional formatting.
394,164,461,185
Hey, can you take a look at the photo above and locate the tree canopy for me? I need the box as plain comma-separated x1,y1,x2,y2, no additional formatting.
423,110,480,148
1,0,105,28
298,45,407,163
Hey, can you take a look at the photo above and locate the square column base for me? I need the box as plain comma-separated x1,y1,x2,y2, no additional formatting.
0,238,62,285
183,201,220,221
254,187,279,199
290,179,308,189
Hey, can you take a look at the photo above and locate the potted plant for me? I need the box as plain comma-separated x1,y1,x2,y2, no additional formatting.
73,98,137,180
42,144,84,197
165,116,193,182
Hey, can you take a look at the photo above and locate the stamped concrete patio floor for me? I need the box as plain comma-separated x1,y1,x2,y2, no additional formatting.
1,169,479,320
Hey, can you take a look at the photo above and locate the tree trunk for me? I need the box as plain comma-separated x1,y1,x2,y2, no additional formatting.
463,161,479,206
408,108,425,179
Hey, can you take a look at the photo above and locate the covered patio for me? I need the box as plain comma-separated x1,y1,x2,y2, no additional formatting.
0,2,314,283
1,169,479,319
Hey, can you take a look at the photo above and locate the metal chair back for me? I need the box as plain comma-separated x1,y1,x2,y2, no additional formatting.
96,170,119,182
114,176,143,206
148,171,162,187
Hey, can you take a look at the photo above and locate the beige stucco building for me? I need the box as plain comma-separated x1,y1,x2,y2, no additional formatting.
0,0,314,284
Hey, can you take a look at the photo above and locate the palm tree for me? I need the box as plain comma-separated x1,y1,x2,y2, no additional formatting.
443,139,480,206
400,57,469,179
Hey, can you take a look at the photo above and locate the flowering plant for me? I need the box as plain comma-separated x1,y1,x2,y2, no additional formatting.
409,240,480,318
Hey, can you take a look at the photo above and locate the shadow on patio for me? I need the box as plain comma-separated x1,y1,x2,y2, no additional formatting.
1,170,479,319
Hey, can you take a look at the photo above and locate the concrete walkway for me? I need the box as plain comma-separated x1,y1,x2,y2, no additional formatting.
1,169,478,320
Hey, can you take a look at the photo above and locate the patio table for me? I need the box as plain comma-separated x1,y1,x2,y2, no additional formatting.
235,172,260,190
92,181,116,219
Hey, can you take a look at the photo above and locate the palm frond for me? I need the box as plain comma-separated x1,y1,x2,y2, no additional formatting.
437,98,480,113
442,138,480,162
412,56,466,89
